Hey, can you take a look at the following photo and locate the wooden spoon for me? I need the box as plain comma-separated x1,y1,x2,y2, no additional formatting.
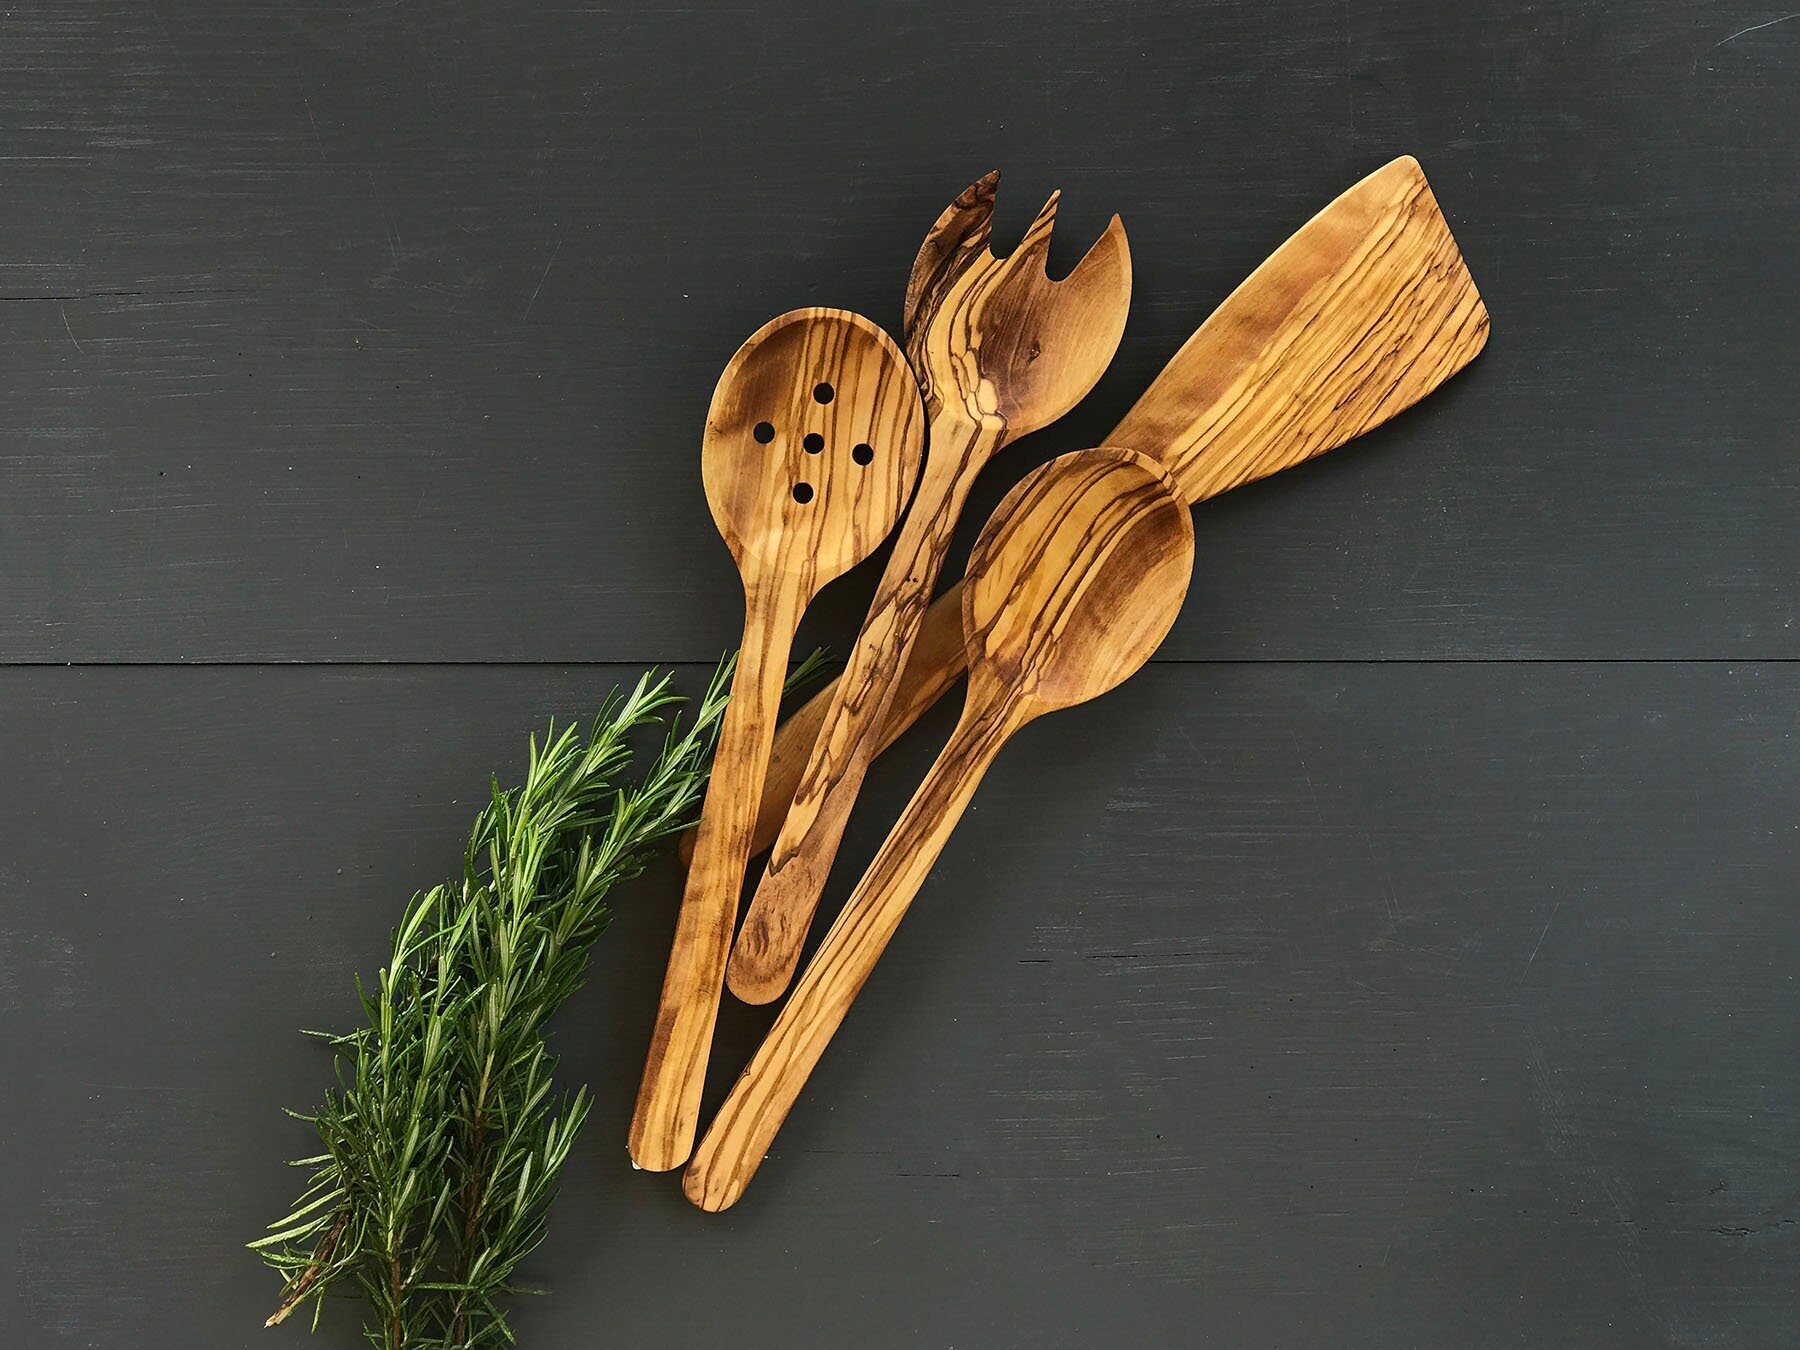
685,446,1194,1210
627,308,923,1171
697,154,1488,894
725,176,1132,1003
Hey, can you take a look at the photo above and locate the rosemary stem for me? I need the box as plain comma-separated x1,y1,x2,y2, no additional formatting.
253,660,822,1345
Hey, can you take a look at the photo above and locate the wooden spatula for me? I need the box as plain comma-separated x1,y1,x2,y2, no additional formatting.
685,447,1195,1210
704,157,1488,974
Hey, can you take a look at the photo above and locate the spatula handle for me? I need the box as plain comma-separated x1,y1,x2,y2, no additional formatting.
726,414,997,1004
629,584,798,1171
685,702,1015,1211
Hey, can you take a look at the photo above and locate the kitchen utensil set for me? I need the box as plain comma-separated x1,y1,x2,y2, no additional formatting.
636,157,1489,1203
693,154,1488,868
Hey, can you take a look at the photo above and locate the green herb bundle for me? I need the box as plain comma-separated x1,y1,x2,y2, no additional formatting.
253,659,817,1347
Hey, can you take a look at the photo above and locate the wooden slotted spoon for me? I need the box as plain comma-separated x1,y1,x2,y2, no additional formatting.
628,308,923,1172
685,447,1194,1210
726,177,1133,1003
695,155,1488,889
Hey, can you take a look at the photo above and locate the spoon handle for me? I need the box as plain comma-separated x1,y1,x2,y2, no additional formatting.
685,698,1018,1211
726,410,999,1004
629,583,800,1171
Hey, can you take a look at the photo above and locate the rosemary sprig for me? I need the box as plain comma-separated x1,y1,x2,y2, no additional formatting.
253,657,822,1347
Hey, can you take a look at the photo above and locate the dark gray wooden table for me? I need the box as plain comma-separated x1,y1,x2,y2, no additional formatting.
4,2,1795,1346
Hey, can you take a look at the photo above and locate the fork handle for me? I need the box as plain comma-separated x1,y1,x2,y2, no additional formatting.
629,579,800,1171
725,412,1000,1004
686,696,1018,1210
680,577,971,870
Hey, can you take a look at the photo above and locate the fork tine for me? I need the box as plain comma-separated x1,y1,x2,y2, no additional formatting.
904,171,1000,333
1060,211,1131,289
1012,190,1062,270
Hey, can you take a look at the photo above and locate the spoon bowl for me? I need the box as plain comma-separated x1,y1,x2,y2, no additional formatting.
703,308,923,582
962,446,1192,716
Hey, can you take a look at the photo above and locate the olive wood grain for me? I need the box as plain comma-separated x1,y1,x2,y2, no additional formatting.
685,447,1194,1209
725,177,1133,1003
628,308,923,1171
690,155,1489,900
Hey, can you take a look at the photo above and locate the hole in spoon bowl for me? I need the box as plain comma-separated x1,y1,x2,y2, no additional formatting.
792,483,814,503
753,421,776,444
813,382,834,404
803,433,825,455
852,443,874,465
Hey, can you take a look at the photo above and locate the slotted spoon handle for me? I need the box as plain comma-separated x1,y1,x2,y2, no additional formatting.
629,578,801,1171
686,697,1017,1210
